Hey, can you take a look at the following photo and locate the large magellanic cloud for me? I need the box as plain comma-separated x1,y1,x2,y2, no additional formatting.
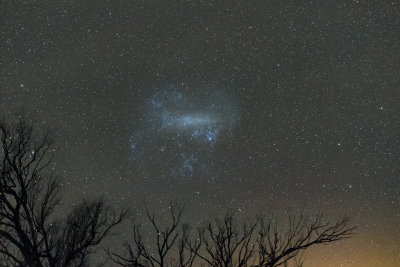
130,87,239,179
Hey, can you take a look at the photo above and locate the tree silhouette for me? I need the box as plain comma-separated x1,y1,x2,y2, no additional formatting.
187,213,257,267
110,205,355,267
108,203,193,267
0,117,127,267
254,213,354,267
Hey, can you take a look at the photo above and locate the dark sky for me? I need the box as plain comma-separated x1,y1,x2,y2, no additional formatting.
1,1,399,266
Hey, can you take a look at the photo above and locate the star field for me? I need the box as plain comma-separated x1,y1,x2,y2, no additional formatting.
1,1,399,266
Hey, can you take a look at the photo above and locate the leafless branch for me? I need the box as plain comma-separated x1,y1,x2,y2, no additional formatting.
110,201,185,267
0,117,126,267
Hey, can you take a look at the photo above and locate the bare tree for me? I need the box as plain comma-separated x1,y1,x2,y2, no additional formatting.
254,213,355,267
0,117,126,267
111,203,355,267
187,213,257,267
109,202,188,267
177,223,200,267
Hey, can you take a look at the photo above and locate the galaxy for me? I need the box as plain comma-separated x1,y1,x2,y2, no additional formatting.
1,0,399,266
130,88,239,179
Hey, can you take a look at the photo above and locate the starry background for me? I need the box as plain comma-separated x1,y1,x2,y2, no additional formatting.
1,0,399,266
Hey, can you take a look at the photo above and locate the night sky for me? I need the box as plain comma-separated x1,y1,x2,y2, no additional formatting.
1,1,399,266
